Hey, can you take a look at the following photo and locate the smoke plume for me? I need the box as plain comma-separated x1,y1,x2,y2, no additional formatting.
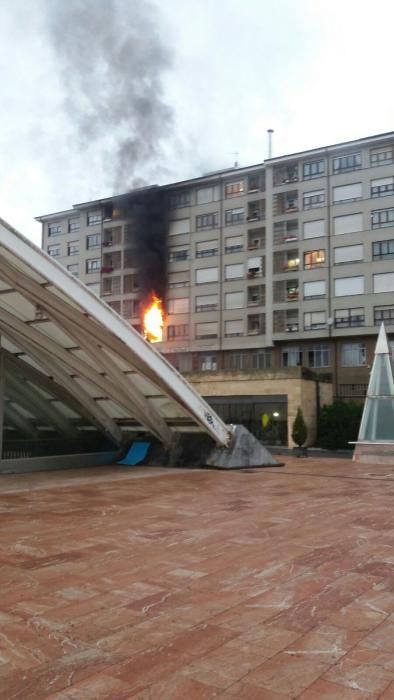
46,0,173,191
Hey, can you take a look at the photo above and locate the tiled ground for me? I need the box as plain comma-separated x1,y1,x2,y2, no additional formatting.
2,458,394,699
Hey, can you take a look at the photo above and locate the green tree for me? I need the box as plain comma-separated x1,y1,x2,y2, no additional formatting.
292,407,307,447
316,400,363,450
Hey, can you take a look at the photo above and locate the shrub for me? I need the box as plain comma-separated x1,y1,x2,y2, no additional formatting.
291,407,307,447
316,400,363,450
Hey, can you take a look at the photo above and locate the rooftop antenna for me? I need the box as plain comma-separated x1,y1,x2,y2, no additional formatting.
267,129,274,159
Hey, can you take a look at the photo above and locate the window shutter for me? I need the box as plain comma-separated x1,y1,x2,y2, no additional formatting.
225,291,244,309
168,219,190,235
334,244,363,264
196,267,218,284
303,219,325,239
333,183,362,202
225,263,243,279
373,273,394,293
335,276,364,296
334,213,363,235
304,280,326,297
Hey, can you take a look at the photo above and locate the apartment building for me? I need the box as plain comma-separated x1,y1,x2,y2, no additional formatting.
36,132,394,445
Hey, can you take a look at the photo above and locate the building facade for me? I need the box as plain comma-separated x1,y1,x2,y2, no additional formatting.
36,132,394,444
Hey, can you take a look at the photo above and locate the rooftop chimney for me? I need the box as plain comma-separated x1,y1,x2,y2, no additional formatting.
267,129,274,159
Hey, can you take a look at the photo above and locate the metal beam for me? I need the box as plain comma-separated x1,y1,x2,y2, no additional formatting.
0,243,231,446
0,301,172,445
0,327,123,445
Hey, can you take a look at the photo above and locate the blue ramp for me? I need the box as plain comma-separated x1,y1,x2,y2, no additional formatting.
117,442,151,466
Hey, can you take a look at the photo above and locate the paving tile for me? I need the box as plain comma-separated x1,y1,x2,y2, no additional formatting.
298,678,374,698
2,460,394,698
324,647,394,695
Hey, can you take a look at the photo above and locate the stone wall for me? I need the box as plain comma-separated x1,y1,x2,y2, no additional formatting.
186,368,333,447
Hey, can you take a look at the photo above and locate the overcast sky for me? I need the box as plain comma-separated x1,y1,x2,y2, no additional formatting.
1,0,394,245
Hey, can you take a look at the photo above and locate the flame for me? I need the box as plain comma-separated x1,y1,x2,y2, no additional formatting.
143,295,164,342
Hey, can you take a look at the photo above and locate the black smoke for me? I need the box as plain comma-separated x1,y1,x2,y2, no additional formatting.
46,0,173,191
130,189,168,310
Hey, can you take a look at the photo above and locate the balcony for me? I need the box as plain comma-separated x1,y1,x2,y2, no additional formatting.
247,200,266,222
247,285,265,307
273,191,299,216
273,279,299,303
101,266,114,274
273,164,299,187
247,314,265,336
274,309,299,333
273,220,299,246
247,227,265,250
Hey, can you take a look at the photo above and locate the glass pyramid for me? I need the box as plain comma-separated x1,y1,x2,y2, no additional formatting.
357,323,394,442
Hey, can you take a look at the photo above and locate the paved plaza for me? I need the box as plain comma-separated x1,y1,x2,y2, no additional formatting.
2,459,394,699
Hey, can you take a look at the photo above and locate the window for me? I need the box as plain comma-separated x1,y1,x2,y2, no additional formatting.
303,219,325,240
167,298,189,314
48,223,62,236
123,299,140,318
225,235,243,253
304,311,326,330
308,345,329,368
225,350,271,370
303,159,325,180
225,291,244,309
339,384,368,398
196,185,219,205
169,190,191,208
333,152,361,172
102,276,121,295
167,324,189,340
341,343,366,367
200,355,217,371
374,306,394,325
334,213,363,235
86,281,100,295
67,241,79,256
86,233,101,249
195,294,218,312
371,177,394,198
225,208,244,225
168,270,190,288
47,244,60,257
195,321,218,339
304,250,325,269
196,267,218,284
86,258,100,273
168,246,189,262
335,308,365,328
67,264,79,276
303,280,326,298
373,272,394,294
123,274,139,293
196,240,218,258
371,208,394,229
225,180,245,197
68,218,80,232
370,146,393,167
333,183,362,203
225,319,243,337
225,263,243,280
169,219,190,235
372,240,394,261
334,244,363,264
87,212,102,226
303,190,325,209
282,347,303,367
335,276,364,296
196,212,218,230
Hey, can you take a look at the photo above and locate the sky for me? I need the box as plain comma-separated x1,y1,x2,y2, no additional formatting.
1,0,394,245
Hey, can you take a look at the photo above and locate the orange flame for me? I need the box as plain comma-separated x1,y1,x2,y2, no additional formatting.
143,295,164,342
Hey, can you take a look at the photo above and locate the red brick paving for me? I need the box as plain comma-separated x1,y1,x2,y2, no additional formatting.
1,458,394,698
